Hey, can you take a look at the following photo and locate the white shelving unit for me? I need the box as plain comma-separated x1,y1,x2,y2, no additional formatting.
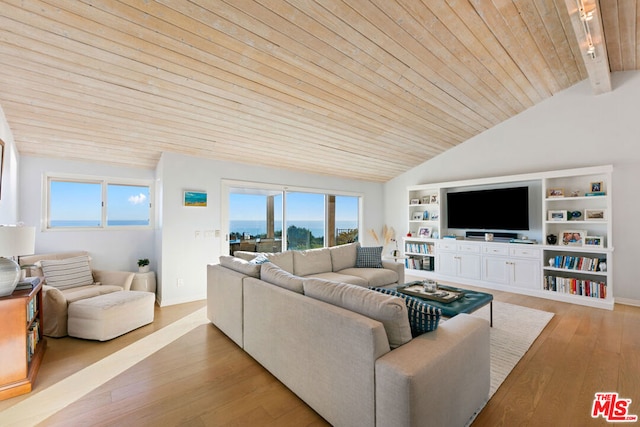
404,165,614,309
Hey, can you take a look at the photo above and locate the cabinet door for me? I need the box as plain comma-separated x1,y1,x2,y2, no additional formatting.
511,259,540,290
458,254,481,280
482,256,510,285
437,252,458,277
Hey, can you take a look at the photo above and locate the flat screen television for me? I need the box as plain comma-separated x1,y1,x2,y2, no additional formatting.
446,186,529,230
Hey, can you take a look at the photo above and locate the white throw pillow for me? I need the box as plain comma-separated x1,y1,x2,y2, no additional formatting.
40,255,94,290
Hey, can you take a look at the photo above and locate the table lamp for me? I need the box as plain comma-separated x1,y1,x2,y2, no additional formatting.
0,225,36,297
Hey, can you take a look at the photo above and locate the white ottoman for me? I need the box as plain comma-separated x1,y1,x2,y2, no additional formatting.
68,291,155,341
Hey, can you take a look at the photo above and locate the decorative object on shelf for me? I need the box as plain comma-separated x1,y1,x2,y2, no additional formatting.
547,188,564,198
369,225,396,254
599,262,607,272
584,236,604,248
570,190,581,197
484,233,494,242
569,210,582,220
430,212,439,220
137,258,150,273
432,231,439,239
546,234,558,245
548,210,567,221
418,227,431,238
430,194,438,204
584,208,606,220
411,212,422,220
548,258,555,267
590,181,603,192
410,198,420,205
561,230,586,246
421,196,430,204
422,211,429,220
0,225,36,297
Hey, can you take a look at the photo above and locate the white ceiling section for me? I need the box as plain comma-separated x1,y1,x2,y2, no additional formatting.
0,1,636,182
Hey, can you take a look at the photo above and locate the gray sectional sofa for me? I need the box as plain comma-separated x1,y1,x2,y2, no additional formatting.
207,243,490,427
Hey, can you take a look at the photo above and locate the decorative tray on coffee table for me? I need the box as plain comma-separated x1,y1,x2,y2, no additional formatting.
397,282,465,303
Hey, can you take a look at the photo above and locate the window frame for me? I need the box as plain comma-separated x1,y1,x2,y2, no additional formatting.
43,173,154,231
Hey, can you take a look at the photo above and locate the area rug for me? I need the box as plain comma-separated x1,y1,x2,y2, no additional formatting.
465,301,554,425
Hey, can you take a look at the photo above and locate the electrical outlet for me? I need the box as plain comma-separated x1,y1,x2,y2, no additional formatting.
177,278,184,287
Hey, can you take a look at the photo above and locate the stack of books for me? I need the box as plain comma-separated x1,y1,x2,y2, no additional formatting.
14,276,41,291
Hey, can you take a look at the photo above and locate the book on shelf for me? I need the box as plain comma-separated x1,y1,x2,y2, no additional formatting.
585,191,606,197
543,275,606,299
15,276,41,291
551,255,603,272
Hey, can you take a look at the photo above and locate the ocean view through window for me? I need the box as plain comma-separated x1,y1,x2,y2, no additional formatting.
47,176,152,229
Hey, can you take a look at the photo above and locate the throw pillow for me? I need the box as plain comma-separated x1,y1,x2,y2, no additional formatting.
249,254,270,264
260,262,304,294
304,278,412,348
356,246,383,268
371,288,441,336
218,256,261,278
40,255,95,290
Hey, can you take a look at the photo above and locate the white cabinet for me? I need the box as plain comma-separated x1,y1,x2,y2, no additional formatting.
482,245,540,290
437,241,481,280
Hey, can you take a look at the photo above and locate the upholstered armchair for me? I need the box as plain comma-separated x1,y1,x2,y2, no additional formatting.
19,251,135,337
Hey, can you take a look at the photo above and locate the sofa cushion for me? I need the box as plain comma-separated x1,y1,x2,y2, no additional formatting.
293,247,332,276
218,256,261,278
260,262,304,294
235,251,295,273
338,267,399,287
61,284,124,303
304,272,368,287
249,253,270,264
356,246,383,268
371,288,441,336
329,242,359,272
303,278,412,348
39,255,95,290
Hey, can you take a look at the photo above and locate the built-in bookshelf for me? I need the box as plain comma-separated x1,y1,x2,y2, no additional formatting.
0,280,47,400
403,165,613,309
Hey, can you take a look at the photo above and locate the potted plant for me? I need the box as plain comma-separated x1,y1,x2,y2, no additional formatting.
137,258,150,273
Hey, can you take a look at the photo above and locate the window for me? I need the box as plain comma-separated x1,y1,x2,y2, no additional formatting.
46,176,152,229
225,181,360,254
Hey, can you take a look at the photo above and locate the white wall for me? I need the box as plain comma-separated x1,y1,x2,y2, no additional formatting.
19,157,156,272
156,152,384,306
0,106,20,224
384,71,640,304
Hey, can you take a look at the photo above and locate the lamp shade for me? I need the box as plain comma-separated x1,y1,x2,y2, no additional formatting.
0,226,36,257
0,226,35,297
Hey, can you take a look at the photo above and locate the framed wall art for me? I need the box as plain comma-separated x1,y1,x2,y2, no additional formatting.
184,190,207,207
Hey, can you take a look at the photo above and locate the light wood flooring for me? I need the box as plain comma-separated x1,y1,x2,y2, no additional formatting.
1,287,639,426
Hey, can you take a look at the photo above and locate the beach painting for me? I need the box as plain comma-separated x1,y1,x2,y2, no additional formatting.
184,190,207,207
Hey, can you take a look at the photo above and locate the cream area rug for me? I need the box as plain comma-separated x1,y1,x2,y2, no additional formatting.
464,301,554,426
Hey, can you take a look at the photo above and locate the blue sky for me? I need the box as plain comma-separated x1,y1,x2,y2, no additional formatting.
229,193,358,221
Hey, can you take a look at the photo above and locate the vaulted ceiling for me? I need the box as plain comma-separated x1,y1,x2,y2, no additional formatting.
0,1,637,182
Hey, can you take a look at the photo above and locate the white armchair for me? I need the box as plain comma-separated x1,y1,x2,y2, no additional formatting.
19,251,135,337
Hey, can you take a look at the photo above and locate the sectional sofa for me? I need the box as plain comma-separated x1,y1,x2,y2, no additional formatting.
207,243,490,426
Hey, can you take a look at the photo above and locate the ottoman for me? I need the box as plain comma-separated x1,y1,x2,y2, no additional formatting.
68,291,155,341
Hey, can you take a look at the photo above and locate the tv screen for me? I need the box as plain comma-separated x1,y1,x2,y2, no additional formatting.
446,186,529,231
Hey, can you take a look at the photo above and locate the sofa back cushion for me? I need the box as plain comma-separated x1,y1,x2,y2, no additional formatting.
329,242,359,272
260,262,304,294
219,256,261,278
356,246,383,268
371,288,441,336
293,247,332,276
21,251,90,278
234,250,295,273
303,278,412,348
39,255,95,290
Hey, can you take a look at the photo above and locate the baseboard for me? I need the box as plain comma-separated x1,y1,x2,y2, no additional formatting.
157,293,206,307
614,297,640,307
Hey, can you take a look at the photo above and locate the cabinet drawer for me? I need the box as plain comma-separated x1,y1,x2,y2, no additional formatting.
482,244,509,256
457,243,481,254
438,241,458,252
509,247,540,259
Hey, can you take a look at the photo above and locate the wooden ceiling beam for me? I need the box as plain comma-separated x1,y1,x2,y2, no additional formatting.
563,0,612,94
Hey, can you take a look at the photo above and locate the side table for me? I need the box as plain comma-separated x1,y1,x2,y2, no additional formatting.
131,271,156,293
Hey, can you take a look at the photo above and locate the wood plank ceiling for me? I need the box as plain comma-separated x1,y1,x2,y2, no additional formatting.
0,0,638,182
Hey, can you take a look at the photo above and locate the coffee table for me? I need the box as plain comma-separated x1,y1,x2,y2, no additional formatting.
394,282,494,327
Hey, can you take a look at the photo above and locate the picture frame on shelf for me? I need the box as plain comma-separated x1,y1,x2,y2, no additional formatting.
590,181,603,192
584,236,604,248
430,194,438,204
584,208,606,220
422,211,429,220
418,227,431,238
410,198,420,205
548,210,567,221
421,196,430,205
547,188,564,198
561,230,586,246
412,212,422,220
